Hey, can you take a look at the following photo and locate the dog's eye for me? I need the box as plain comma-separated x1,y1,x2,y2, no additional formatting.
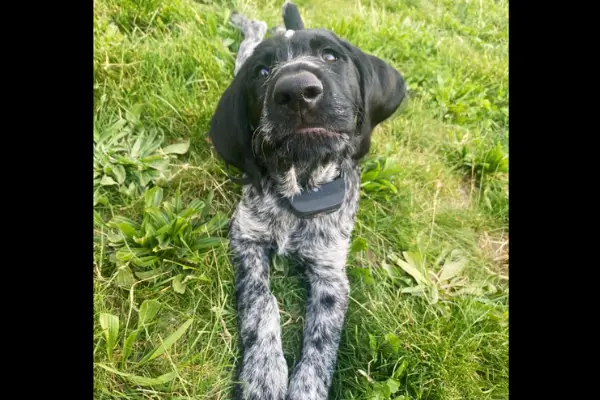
258,66,270,77
322,51,338,62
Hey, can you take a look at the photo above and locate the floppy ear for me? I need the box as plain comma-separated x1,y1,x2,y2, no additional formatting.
209,73,262,187
282,1,305,30
343,41,407,159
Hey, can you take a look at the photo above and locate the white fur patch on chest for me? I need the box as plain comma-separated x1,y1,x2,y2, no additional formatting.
284,29,295,38
277,163,341,198
278,165,301,198
310,163,341,187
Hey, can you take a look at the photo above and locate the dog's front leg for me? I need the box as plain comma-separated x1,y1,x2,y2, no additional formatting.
230,233,288,400
287,245,350,400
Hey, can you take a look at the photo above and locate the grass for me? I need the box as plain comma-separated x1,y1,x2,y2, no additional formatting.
93,0,508,399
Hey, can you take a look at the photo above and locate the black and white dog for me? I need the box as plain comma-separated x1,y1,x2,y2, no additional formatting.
210,2,406,399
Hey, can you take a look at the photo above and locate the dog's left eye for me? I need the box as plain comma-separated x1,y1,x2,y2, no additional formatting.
322,51,338,62
258,66,270,77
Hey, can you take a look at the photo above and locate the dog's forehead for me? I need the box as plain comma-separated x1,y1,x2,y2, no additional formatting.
253,29,342,60
285,28,339,43
285,29,342,51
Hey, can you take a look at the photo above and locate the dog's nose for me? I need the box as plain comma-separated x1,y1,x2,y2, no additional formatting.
273,71,323,109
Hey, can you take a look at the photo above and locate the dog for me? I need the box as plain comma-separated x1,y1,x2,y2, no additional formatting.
209,2,406,399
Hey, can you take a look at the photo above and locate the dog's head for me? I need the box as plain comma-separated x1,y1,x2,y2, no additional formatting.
210,13,406,187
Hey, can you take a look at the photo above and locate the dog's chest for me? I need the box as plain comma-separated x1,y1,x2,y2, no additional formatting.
234,195,348,255
232,171,360,255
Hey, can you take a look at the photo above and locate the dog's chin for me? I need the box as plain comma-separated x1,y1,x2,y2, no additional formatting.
273,127,351,162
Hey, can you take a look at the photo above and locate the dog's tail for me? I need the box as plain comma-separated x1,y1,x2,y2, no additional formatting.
282,1,305,30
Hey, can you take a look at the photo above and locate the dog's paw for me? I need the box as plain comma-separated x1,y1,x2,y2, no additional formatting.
286,361,329,400
238,356,288,400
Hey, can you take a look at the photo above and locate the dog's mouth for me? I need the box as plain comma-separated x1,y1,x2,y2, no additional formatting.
295,126,340,136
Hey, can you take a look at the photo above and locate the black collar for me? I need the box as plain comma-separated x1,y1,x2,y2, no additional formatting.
287,174,346,218
224,162,347,219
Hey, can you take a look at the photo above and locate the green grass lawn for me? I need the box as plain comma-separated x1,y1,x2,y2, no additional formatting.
93,0,508,398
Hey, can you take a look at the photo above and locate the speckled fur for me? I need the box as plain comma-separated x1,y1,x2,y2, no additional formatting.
230,40,357,397
217,4,405,399
230,160,359,400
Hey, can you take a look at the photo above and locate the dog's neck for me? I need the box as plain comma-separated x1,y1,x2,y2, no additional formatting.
269,160,343,198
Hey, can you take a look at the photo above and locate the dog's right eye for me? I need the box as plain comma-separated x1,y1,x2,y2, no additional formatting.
257,66,270,77
322,51,338,63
